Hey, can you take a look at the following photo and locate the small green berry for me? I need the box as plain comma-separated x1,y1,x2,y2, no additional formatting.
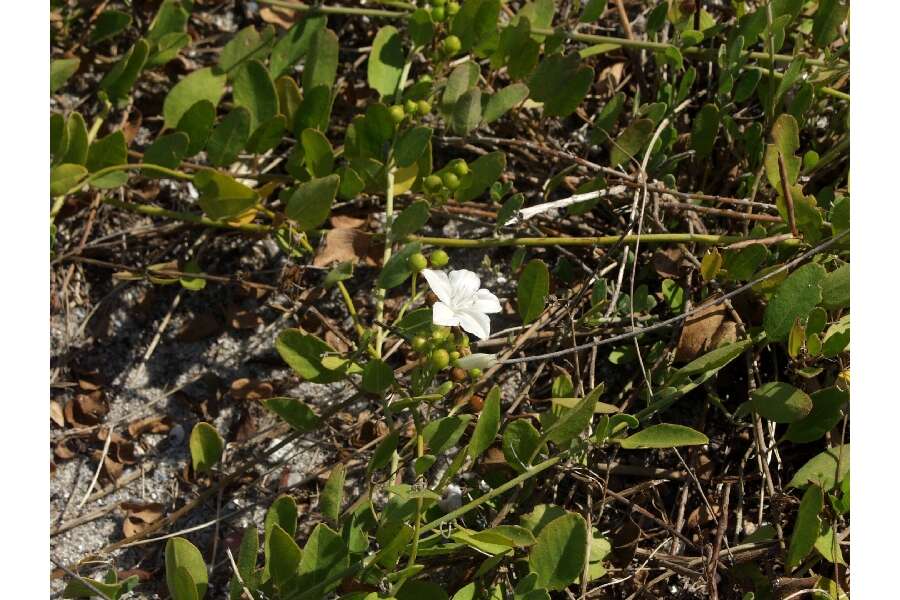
443,35,462,56
452,161,469,177
431,5,445,21
431,327,450,342
449,351,461,361
430,348,450,370
469,368,483,378
447,1,460,16
457,333,469,348
408,252,428,272
404,99,418,114
442,172,460,190
430,249,449,268
411,336,428,352
424,174,443,192
417,99,432,115
389,104,406,123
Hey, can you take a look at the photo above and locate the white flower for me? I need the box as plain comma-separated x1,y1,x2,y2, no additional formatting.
454,353,498,370
421,269,501,341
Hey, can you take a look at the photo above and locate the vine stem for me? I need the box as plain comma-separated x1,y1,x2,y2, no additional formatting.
103,198,271,233
409,233,804,248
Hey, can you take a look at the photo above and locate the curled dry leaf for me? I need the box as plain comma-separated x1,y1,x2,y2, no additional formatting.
227,304,263,330
653,248,687,279
259,6,295,28
127,414,173,438
176,313,223,342
50,400,66,428
121,501,165,538
64,391,109,427
230,378,275,402
54,439,77,460
674,294,736,363
313,228,380,267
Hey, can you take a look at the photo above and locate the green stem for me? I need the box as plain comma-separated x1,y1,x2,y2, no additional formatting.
260,0,409,17
750,65,849,102
409,233,804,249
374,168,396,358
103,198,271,233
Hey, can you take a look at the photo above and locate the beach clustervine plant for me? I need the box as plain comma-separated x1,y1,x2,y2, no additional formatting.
53,0,849,598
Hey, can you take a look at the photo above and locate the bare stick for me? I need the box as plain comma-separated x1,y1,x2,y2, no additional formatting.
777,153,800,237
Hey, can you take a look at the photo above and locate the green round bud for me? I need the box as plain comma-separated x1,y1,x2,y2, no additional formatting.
424,174,443,192
411,336,428,352
449,351,461,361
430,348,450,370
408,252,428,272
441,172,460,190
469,368,483,378
431,5,445,21
458,333,469,348
452,160,469,177
447,1,460,16
443,35,462,56
389,105,406,123
429,249,449,268
417,99,432,115
404,99,418,114
431,327,450,342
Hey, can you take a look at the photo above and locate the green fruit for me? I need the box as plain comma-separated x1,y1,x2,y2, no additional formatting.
411,336,428,352
408,252,428,272
417,99,432,115
457,333,469,347
419,74,433,84
389,105,406,123
430,348,450,370
449,351,461,361
447,1,460,16
441,172,460,190
443,35,462,56
431,5,445,21
424,174,443,192
431,327,450,342
469,368,482,378
452,160,469,176
404,99,418,114
430,249,449,268
437,381,454,395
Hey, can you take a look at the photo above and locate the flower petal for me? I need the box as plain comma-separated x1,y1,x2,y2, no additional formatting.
432,301,459,327
422,269,453,306
472,289,502,313
448,269,480,305
455,308,492,340
455,353,497,369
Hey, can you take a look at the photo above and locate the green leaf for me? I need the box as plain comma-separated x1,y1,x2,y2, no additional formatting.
456,151,506,202
301,129,335,177
147,0,189,45
395,307,432,337
451,88,483,135
145,132,190,170
764,113,800,189
63,574,138,599
395,127,432,168
610,119,654,168
734,69,762,103
822,315,850,357
691,104,720,160
61,112,89,166
270,14,327,78
377,242,422,289
51,113,67,163
51,164,88,196
146,32,191,68
517,259,550,324
320,463,346,526
750,381,812,423
164,68,227,130
763,263,826,341
264,397,322,433
812,0,848,48
177,100,217,156
275,329,344,383
820,264,849,310
788,444,850,490
390,200,430,241
408,9,435,47
190,422,224,473
529,53,594,117
542,385,602,447
179,260,207,291
51,58,80,94
268,524,302,588
284,174,340,231
170,567,199,600
165,538,208,600
496,193,524,228
193,170,258,221
814,525,846,565
450,0,502,52
785,485,823,571
361,359,395,394
528,513,588,591
323,262,353,287
228,526,259,600
442,63,480,114
774,57,806,109
368,26,405,97
264,496,298,580
295,523,349,593
484,83,530,124
86,131,128,188
423,415,473,455
219,26,275,73
100,39,150,106
619,424,708,449
672,339,753,383
503,419,542,472
303,28,339,92
470,385,501,458
207,108,251,168
368,432,400,474
232,60,278,131
246,115,287,155
90,10,132,44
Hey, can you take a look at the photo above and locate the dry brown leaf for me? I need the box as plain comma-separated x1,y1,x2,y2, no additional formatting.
102,455,123,482
64,392,109,427
128,415,173,438
314,228,379,267
674,295,729,363
653,248,686,279
230,378,274,402
50,400,66,428
121,501,165,538
259,6,295,28
227,305,263,330
54,440,76,460
324,330,350,354
330,215,366,229
176,313,223,342
232,408,258,443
